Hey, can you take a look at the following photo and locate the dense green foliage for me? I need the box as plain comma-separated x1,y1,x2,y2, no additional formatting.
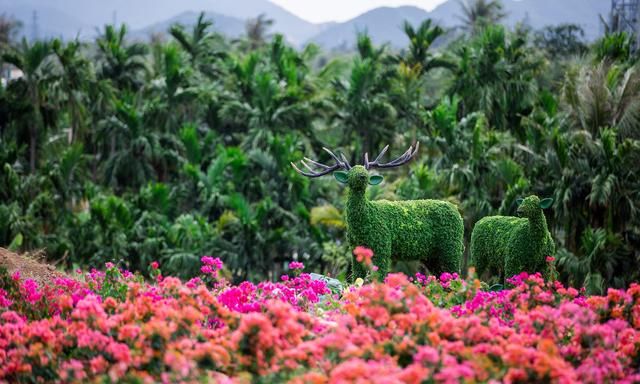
1,4,639,292
470,195,554,283
338,165,463,280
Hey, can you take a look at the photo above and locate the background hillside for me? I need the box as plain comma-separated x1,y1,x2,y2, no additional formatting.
1,0,609,48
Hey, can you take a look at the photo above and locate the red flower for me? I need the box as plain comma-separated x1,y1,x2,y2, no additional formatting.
354,246,374,265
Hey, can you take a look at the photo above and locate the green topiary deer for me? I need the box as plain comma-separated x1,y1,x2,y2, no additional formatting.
470,195,555,283
292,144,464,281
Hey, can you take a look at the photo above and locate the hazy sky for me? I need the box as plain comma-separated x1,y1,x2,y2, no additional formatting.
270,0,449,23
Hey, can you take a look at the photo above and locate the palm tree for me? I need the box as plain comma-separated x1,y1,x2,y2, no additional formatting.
593,32,635,64
169,12,226,76
0,14,22,47
449,25,543,139
244,14,274,51
51,39,93,143
2,39,54,172
96,25,149,91
332,33,397,157
563,62,640,139
98,97,163,190
402,19,453,75
458,0,506,34
220,36,316,148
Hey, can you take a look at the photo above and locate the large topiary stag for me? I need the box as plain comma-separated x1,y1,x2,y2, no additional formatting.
292,144,464,281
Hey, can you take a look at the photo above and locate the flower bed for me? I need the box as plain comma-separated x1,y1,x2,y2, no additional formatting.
1,257,639,383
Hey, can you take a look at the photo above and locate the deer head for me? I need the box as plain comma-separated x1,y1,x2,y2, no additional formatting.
515,195,553,218
291,143,419,192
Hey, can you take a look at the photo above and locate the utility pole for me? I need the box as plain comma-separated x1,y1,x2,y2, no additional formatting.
610,0,640,49
31,10,39,41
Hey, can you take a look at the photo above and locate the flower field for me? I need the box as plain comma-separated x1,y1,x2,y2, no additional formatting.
1,257,640,383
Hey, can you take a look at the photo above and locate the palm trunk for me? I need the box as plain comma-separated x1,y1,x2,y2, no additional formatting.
29,128,37,172
29,86,41,173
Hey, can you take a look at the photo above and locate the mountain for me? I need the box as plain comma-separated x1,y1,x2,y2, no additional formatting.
0,0,323,44
0,2,93,41
0,0,609,49
309,0,608,49
307,6,431,49
427,0,607,41
132,11,246,40
195,0,329,45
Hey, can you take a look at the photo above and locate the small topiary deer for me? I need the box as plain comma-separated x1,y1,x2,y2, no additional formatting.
470,195,555,284
292,144,464,281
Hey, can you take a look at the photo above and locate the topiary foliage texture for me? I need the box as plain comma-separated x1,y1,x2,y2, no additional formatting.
292,144,464,281
470,195,555,283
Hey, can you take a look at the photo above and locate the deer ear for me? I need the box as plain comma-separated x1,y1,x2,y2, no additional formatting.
516,198,524,206
539,198,553,209
369,175,383,185
334,171,348,184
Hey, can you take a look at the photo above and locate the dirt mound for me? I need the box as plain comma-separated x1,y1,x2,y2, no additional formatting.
0,248,66,286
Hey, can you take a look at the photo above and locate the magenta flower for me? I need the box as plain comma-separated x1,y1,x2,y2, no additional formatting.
288,261,304,270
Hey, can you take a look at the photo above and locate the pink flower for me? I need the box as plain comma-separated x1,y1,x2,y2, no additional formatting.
354,246,374,265
21,279,42,304
150,261,159,269
546,256,555,262
0,288,12,307
289,261,304,270
201,256,223,269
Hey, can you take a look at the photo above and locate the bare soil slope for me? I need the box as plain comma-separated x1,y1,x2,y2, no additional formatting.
0,248,65,285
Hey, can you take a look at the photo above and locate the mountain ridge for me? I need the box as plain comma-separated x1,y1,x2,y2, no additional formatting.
0,0,609,49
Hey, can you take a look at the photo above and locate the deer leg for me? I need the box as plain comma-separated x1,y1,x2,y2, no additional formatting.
372,243,392,281
438,243,462,275
351,255,368,282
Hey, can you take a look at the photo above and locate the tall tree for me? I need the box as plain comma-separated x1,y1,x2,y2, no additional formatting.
402,19,452,75
2,39,54,172
333,33,397,157
169,12,226,77
96,25,148,91
534,24,587,59
449,25,544,139
244,14,274,51
0,14,22,48
458,0,506,35
52,39,93,143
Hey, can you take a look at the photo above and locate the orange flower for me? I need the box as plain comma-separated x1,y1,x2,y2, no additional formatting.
353,246,374,265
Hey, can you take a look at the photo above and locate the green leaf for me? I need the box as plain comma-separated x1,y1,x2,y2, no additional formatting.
310,205,345,229
516,198,524,205
8,233,23,251
334,171,348,184
368,175,384,185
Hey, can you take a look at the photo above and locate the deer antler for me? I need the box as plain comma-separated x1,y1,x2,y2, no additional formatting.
291,147,351,178
365,142,419,170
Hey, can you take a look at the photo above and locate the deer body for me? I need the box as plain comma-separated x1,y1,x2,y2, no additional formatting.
470,195,555,283
291,144,464,281
345,167,464,279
